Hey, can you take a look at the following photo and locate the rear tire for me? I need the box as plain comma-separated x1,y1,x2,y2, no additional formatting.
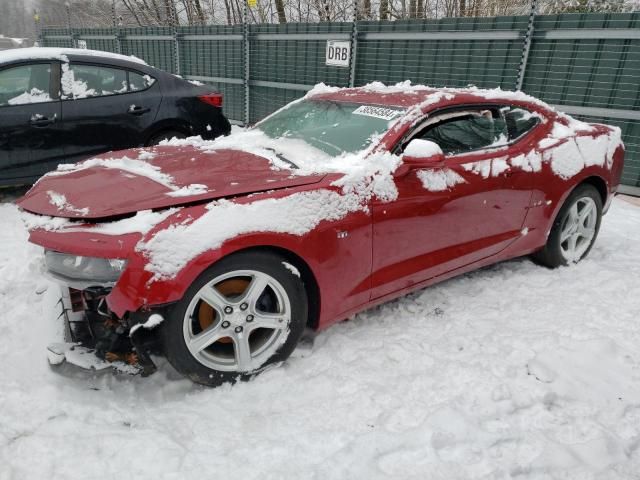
146,130,186,146
161,251,308,387
532,183,602,268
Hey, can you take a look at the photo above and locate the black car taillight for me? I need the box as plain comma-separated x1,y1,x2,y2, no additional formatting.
198,93,223,108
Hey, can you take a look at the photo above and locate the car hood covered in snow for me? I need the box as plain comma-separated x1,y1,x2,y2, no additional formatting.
18,145,326,219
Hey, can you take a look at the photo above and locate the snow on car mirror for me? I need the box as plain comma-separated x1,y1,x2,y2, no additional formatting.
401,139,445,169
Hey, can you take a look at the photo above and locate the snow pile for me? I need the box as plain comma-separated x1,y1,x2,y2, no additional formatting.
8,88,51,105
417,168,466,192
46,191,90,216
462,159,492,178
404,139,442,158
161,129,331,172
49,156,177,190
282,261,300,277
60,63,96,99
20,208,176,236
21,211,71,231
510,150,543,173
166,184,209,197
1,198,640,479
544,126,623,180
137,150,156,161
76,209,177,235
138,189,368,279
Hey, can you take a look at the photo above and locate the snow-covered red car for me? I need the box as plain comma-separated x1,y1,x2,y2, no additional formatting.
18,83,624,386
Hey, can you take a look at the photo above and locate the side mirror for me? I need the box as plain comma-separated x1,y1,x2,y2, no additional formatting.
402,139,445,169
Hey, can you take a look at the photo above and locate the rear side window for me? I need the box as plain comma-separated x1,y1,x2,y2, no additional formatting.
128,71,156,91
62,64,128,99
503,106,540,140
419,110,508,156
0,63,52,106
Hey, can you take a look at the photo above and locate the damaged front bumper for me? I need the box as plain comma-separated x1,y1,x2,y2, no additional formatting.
47,281,162,376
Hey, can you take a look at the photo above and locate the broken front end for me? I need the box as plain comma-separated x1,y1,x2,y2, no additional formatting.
44,250,161,376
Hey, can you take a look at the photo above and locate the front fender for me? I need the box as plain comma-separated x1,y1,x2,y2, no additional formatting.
106,189,373,328
106,230,319,318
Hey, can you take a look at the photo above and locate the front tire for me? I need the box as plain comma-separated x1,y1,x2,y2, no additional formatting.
161,251,308,387
532,183,602,268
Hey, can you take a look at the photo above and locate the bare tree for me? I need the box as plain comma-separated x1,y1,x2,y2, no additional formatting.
24,0,640,30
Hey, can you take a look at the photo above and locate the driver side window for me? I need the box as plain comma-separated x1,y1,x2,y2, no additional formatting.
414,109,508,156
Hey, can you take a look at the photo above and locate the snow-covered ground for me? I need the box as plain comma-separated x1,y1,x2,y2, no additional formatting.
0,198,639,480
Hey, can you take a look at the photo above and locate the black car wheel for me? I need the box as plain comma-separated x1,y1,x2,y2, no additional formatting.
161,251,308,387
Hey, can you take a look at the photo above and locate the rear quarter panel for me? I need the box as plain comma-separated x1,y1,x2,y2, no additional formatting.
505,124,623,257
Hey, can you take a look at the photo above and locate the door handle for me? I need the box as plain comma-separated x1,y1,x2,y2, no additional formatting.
128,105,151,115
30,114,56,127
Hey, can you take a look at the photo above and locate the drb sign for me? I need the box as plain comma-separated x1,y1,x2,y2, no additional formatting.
326,40,351,67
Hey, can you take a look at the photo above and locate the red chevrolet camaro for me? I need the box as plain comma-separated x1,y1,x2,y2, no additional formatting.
18,83,624,385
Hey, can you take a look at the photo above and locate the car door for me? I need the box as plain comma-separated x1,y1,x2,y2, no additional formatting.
0,61,64,185
60,62,159,162
370,106,533,300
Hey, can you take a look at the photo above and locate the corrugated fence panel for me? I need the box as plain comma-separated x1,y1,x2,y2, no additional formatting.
40,27,74,48
120,27,177,74
249,22,352,123
355,16,527,89
75,27,119,53
38,13,640,188
524,12,640,187
179,25,244,123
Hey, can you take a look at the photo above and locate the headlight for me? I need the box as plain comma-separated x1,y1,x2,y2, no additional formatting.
44,250,128,284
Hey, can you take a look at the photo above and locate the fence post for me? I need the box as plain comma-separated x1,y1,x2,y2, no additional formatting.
64,1,75,47
111,0,122,54
349,0,359,88
33,10,42,46
243,1,250,126
169,6,181,75
516,0,537,91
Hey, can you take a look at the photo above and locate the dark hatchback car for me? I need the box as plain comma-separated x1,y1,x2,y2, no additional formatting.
0,47,231,186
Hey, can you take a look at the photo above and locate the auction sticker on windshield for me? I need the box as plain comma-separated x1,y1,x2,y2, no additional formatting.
352,105,404,121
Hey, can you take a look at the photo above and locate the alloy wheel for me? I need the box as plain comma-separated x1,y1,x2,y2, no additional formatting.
559,196,598,263
182,270,291,372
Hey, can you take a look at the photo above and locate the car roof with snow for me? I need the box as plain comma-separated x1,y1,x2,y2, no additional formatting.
307,83,555,115
0,47,147,67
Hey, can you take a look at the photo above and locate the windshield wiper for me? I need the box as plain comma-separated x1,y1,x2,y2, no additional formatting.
265,148,298,169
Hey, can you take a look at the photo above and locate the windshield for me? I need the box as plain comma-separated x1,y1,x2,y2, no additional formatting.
257,99,405,157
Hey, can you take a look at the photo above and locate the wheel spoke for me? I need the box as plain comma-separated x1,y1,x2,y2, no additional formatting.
560,226,573,242
199,286,229,311
241,273,269,307
567,233,579,261
568,203,579,223
578,202,593,223
189,324,225,353
579,225,595,239
251,312,288,330
232,331,252,371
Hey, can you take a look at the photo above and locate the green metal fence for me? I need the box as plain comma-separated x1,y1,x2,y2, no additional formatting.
41,12,640,192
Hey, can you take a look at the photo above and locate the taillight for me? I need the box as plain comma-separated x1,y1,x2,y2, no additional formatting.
198,93,223,108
